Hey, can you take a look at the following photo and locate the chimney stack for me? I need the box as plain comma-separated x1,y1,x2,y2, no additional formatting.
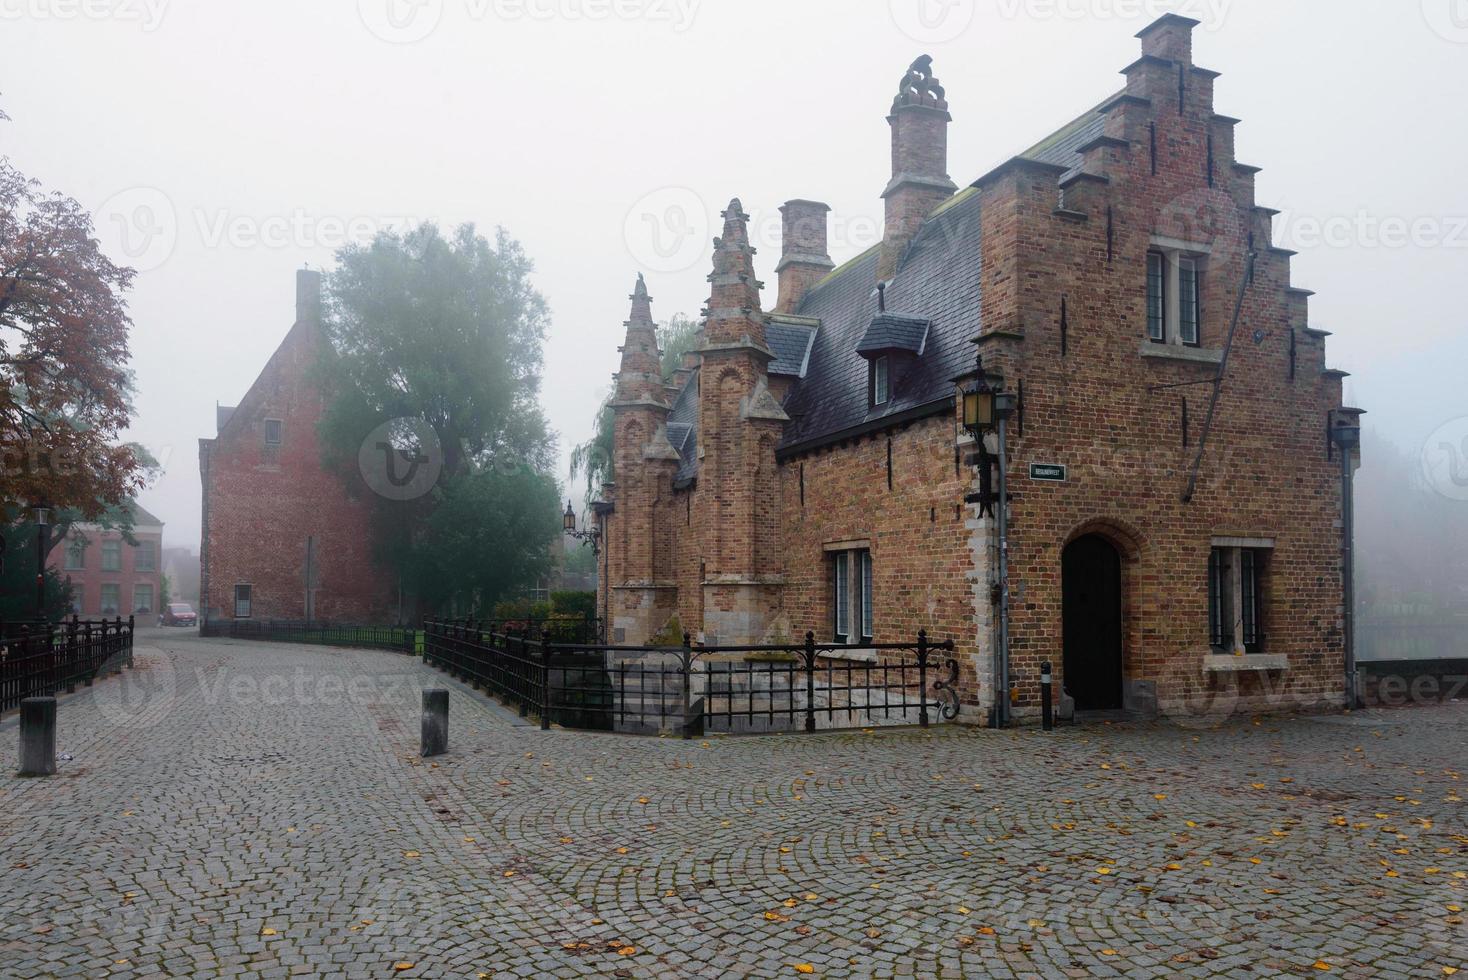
879,55,956,282
774,200,834,314
1136,12,1198,65
296,267,322,326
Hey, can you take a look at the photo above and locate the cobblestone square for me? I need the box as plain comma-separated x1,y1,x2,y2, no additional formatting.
1,634,1463,978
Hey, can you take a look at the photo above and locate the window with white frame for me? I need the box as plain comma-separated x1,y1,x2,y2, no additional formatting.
831,548,873,644
1146,245,1205,347
871,356,891,408
133,584,155,614
1209,543,1269,654
234,584,253,619
100,583,121,616
101,539,122,572
64,536,87,570
133,540,156,571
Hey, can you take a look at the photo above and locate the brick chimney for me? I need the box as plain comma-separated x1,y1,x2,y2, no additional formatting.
879,56,956,282
1136,12,1198,64
774,200,834,313
296,267,322,326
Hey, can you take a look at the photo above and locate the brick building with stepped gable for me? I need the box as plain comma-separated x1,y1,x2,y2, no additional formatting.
598,15,1362,724
198,270,397,626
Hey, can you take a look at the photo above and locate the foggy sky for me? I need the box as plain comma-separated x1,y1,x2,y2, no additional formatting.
5,0,1466,552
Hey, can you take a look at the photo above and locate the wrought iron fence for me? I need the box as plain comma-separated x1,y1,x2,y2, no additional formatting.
422,621,959,737
0,617,135,713
200,618,419,654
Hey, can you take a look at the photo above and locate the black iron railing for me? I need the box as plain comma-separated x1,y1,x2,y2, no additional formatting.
200,618,419,654
0,617,135,713
422,621,960,737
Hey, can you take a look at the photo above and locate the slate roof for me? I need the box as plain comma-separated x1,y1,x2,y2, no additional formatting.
126,501,165,527
781,186,983,450
668,372,700,484
766,319,818,377
856,312,930,356
662,94,1119,472
1018,95,1115,184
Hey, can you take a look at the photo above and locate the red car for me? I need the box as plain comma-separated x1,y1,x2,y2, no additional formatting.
159,603,198,627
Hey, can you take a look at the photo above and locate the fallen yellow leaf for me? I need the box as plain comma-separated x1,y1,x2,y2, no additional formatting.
793,966,815,975
260,928,277,937
394,965,414,973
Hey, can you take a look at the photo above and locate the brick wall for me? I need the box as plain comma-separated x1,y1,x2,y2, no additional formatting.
199,271,396,625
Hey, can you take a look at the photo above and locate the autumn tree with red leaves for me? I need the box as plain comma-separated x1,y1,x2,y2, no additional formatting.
0,111,147,535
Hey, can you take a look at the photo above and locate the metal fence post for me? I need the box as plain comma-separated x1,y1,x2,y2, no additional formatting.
126,614,135,669
681,632,693,740
804,631,817,734
540,641,552,732
917,630,930,729
64,619,78,694
515,633,529,719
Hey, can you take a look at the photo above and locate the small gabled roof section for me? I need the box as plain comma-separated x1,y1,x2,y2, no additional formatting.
856,312,930,358
668,368,700,485
766,315,819,378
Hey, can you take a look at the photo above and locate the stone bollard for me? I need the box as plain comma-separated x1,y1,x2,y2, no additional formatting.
421,689,449,758
19,698,57,777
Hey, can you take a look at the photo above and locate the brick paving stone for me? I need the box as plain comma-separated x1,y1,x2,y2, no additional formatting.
0,633,1463,977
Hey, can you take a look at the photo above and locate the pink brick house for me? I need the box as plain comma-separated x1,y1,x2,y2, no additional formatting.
49,502,165,618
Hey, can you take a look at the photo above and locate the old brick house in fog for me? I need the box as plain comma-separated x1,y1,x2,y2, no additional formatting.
50,502,165,618
599,15,1360,723
198,271,397,625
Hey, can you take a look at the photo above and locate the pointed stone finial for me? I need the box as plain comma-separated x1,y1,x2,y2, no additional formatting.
720,198,750,246
628,271,653,324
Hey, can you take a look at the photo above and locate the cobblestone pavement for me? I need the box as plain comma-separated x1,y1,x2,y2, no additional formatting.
0,634,1463,979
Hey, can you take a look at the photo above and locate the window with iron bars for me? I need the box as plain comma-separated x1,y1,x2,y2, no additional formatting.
1209,546,1265,653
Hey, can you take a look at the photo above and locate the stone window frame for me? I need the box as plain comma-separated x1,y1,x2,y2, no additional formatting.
827,542,874,645
64,535,87,570
100,539,122,572
1146,235,1209,349
1208,536,1275,655
234,583,253,619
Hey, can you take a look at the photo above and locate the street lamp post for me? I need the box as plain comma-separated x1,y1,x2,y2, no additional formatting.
563,500,605,643
33,503,51,622
1329,412,1362,709
961,356,1018,728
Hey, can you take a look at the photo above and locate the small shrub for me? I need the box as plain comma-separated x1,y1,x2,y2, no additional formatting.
550,590,596,619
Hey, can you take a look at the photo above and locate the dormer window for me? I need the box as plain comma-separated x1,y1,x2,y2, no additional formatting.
1147,244,1204,347
871,355,890,407
857,312,929,412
